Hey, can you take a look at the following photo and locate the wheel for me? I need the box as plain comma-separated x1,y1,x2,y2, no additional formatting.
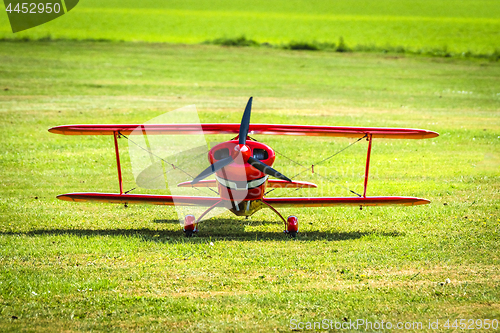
183,214,197,237
285,215,298,238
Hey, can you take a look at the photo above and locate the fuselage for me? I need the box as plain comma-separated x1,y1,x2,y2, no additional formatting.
208,139,275,216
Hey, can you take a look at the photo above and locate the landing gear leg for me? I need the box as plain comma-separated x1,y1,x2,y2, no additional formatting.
183,214,197,237
261,200,298,237
285,216,298,238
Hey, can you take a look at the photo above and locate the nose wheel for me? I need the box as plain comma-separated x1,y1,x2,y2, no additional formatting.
285,215,298,238
183,214,197,237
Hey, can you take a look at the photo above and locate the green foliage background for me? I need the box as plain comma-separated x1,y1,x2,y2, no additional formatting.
1,0,499,54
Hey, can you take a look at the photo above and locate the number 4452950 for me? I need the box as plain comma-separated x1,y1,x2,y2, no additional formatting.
5,3,62,14
443,319,498,330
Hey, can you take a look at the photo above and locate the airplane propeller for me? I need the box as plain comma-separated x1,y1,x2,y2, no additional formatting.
239,97,252,145
191,156,233,184
247,156,291,182
191,97,292,184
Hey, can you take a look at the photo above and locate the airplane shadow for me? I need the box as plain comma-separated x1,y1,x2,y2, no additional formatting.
153,219,180,224
0,219,403,243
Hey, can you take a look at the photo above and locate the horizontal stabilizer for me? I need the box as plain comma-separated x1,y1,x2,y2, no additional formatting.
177,179,318,189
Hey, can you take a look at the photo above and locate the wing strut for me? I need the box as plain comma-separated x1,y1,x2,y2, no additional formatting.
363,134,373,197
113,131,123,195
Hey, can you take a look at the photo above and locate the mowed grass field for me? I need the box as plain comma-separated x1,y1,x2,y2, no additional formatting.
0,41,499,331
1,0,500,55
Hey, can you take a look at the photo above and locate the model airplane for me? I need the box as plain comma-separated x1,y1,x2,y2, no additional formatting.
49,97,439,237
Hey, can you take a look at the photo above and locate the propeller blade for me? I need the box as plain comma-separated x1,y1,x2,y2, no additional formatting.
247,156,292,182
239,97,253,145
191,156,234,184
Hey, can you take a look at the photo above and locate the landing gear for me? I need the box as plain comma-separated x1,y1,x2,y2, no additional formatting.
183,214,197,237
261,200,298,238
285,216,298,238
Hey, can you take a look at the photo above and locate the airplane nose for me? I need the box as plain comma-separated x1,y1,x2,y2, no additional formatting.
233,144,251,161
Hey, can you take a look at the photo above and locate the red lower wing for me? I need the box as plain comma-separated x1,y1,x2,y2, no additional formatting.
57,193,221,207
57,193,430,208
263,196,430,207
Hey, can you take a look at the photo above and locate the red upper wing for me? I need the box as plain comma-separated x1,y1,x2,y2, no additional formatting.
49,124,438,139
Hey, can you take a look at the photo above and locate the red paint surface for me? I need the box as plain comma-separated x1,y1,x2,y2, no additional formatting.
49,124,439,139
184,215,197,231
287,216,299,232
363,134,373,197
263,196,430,207
57,193,222,206
113,131,123,195
177,179,318,189
208,140,276,201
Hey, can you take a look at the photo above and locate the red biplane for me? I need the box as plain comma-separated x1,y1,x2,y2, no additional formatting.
49,97,438,237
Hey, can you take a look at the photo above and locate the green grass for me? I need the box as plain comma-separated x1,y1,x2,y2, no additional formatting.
1,0,499,56
0,41,499,331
